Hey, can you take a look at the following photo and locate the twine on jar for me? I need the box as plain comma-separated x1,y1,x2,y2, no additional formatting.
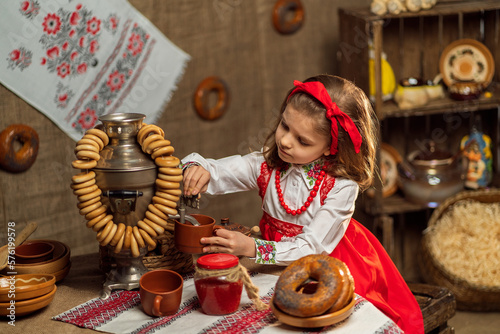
195,263,269,311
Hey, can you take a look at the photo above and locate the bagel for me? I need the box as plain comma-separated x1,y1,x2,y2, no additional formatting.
77,195,101,209
150,145,174,159
274,254,353,317
157,173,183,182
86,128,109,146
0,124,39,173
158,166,183,175
81,134,104,150
71,178,96,190
155,156,180,168
155,191,180,202
146,139,171,154
139,228,157,249
72,159,97,170
110,223,126,247
72,170,96,184
113,231,126,253
141,134,164,153
73,184,98,196
76,138,100,150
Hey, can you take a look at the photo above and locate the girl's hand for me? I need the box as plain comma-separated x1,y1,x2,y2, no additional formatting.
183,165,210,196
201,229,256,258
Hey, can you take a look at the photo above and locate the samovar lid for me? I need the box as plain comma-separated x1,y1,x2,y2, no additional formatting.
94,113,156,171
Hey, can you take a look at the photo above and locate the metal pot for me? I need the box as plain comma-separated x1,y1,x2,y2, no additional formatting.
399,144,465,208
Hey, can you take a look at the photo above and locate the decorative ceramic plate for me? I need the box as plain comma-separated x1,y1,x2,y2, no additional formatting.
367,143,402,198
0,285,57,316
0,274,55,302
270,294,355,328
439,39,495,87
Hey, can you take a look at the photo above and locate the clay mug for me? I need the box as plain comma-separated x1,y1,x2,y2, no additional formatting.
174,214,219,254
139,269,183,317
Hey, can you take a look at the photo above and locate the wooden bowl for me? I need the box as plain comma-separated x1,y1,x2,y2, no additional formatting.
0,240,70,281
0,285,57,317
0,274,55,302
15,241,55,264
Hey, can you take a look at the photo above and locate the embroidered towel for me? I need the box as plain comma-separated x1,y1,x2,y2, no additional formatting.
53,273,403,334
0,0,190,141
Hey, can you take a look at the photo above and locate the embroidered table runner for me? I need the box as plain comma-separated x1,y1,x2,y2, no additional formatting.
0,0,189,141
53,273,402,334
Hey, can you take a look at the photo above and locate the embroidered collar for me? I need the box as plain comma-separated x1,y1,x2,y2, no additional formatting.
277,158,326,190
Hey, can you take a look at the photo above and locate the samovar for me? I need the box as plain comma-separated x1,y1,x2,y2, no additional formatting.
94,113,156,298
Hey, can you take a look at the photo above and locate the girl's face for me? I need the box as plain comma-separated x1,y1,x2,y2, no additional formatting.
275,105,331,165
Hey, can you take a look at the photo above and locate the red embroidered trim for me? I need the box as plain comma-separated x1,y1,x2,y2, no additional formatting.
257,161,272,199
261,212,303,238
319,174,335,205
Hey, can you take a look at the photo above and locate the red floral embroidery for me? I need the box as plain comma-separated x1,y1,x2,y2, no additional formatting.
7,47,32,71
127,33,143,56
106,70,125,92
10,49,20,61
77,108,97,129
86,17,101,35
20,0,40,19
77,63,87,74
57,62,70,78
46,45,59,59
42,13,62,35
89,40,99,54
70,11,80,26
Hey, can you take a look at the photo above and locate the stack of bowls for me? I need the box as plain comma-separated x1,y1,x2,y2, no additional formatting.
0,274,57,316
0,239,71,282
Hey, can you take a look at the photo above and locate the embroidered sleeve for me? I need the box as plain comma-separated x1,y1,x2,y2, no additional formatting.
254,239,277,264
181,161,200,170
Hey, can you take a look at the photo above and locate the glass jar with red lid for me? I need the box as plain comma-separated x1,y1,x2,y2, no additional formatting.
194,253,243,315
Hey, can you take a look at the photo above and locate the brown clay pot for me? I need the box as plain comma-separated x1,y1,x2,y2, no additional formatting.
15,241,54,264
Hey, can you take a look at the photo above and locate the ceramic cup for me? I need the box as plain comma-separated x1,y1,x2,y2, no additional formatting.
15,241,55,264
174,214,218,254
139,269,183,317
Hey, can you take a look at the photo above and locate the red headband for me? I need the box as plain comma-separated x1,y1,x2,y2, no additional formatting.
288,80,362,155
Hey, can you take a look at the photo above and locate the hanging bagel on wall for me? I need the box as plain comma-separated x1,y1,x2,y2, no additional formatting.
193,76,230,121
272,0,304,35
0,124,39,173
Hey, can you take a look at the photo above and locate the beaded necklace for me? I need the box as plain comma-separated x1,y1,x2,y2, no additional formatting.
275,164,327,216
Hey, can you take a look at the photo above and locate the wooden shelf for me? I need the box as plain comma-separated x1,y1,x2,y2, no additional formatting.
340,2,500,218
342,1,500,21
381,83,500,119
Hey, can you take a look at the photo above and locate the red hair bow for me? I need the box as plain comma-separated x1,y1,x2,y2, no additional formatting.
288,80,362,155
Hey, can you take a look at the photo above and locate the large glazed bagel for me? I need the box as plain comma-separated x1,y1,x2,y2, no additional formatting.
274,254,354,317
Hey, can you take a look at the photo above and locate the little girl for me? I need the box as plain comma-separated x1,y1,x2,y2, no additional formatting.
182,74,423,334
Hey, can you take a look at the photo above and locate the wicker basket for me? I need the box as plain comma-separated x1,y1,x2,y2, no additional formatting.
142,231,194,273
99,231,194,274
419,189,500,311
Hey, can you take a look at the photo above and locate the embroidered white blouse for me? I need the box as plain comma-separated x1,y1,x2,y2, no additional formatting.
181,151,359,266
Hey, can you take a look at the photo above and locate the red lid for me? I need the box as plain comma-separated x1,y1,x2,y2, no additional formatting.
197,253,239,269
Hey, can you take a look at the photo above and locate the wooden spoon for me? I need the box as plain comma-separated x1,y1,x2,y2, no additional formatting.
0,222,38,271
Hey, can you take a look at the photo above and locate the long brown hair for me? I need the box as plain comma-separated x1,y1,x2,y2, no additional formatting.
263,74,378,191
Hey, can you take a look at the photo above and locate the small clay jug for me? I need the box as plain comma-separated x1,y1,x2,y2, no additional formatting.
139,269,183,317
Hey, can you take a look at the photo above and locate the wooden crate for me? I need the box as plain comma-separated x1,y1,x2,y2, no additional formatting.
338,1,500,120
409,283,456,334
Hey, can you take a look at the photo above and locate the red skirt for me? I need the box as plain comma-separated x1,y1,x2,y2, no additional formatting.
260,214,424,334
331,219,424,334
